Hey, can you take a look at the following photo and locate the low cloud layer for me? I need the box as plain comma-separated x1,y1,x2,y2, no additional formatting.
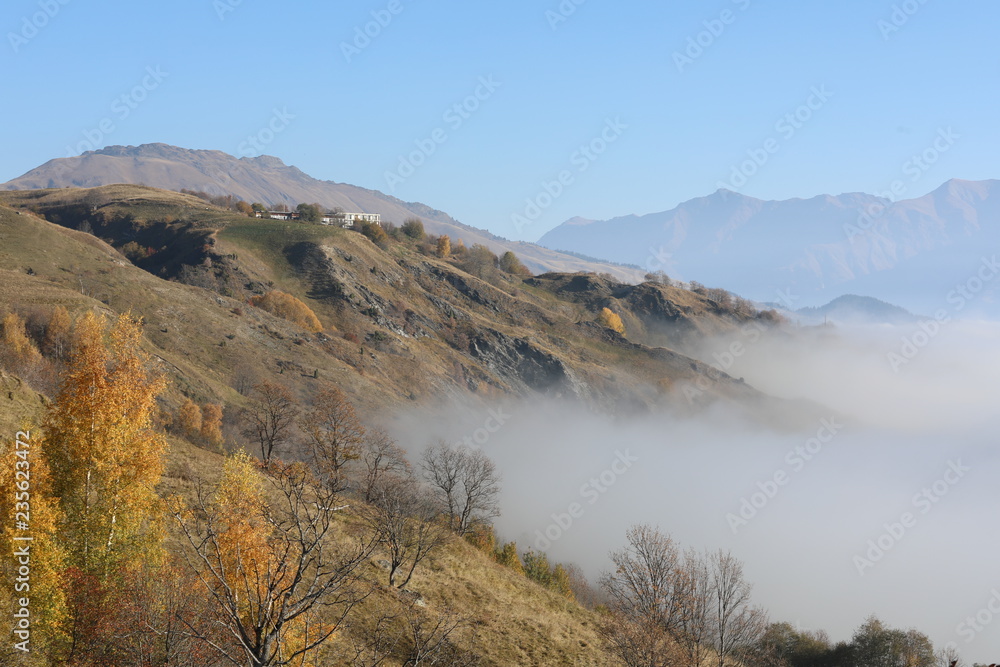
387,318,1000,664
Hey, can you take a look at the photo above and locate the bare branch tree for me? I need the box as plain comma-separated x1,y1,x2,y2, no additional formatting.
600,524,686,636
420,442,500,535
240,381,299,463
710,550,768,667
301,386,365,494
675,548,713,667
360,474,448,590
348,599,480,667
169,460,377,667
597,611,681,667
358,428,412,503
401,603,480,667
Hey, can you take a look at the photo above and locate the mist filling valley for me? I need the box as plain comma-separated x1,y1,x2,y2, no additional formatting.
389,316,1000,664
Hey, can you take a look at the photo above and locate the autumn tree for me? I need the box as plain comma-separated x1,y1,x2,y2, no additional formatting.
176,398,203,439
0,429,68,663
436,235,451,258
39,311,167,661
44,311,167,574
550,564,575,601
420,441,501,535
494,542,524,575
241,381,299,463
460,244,499,282
235,200,254,217
43,306,73,361
358,220,388,247
301,386,365,494
200,403,225,449
499,250,530,276
249,291,323,332
597,307,626,335
357,428,411,503
170,452,376,667
1,312,43,376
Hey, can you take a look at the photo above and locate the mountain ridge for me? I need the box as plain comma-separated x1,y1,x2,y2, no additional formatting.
540,179,1000,313
3,143,643,282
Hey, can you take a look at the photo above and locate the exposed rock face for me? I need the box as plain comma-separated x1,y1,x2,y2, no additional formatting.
467,328,587,399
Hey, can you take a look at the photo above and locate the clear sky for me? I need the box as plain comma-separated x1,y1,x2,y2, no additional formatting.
3,0,998,244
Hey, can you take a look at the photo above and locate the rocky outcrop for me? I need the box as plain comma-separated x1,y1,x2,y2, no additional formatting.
467,328,587,399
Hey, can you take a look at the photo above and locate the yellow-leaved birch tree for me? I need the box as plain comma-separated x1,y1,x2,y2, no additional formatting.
43,311,167,576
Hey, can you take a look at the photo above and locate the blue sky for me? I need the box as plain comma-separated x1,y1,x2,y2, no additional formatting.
3,0,998,242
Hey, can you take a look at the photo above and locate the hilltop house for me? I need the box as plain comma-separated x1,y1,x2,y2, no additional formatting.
263,210,298,221
254,210,381,227
322,212,381,228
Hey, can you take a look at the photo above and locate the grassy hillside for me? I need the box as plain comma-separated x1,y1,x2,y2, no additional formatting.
0,185,807,665
154,436,615,666
0,185,774,420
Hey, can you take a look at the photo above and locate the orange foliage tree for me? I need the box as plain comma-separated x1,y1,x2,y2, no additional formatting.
0,428,68,663
170,452,376,666
597,307,626,335
200,403,225,449
1,312,43,375
176,399,203,440
301,386,364,494
43,311,167,575
43,306,73,361
249,291,323,332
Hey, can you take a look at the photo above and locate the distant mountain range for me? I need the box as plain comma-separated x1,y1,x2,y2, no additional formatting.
540,180,1000,314
2,143,641,281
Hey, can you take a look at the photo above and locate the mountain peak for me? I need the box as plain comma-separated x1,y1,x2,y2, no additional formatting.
240,154,290,170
